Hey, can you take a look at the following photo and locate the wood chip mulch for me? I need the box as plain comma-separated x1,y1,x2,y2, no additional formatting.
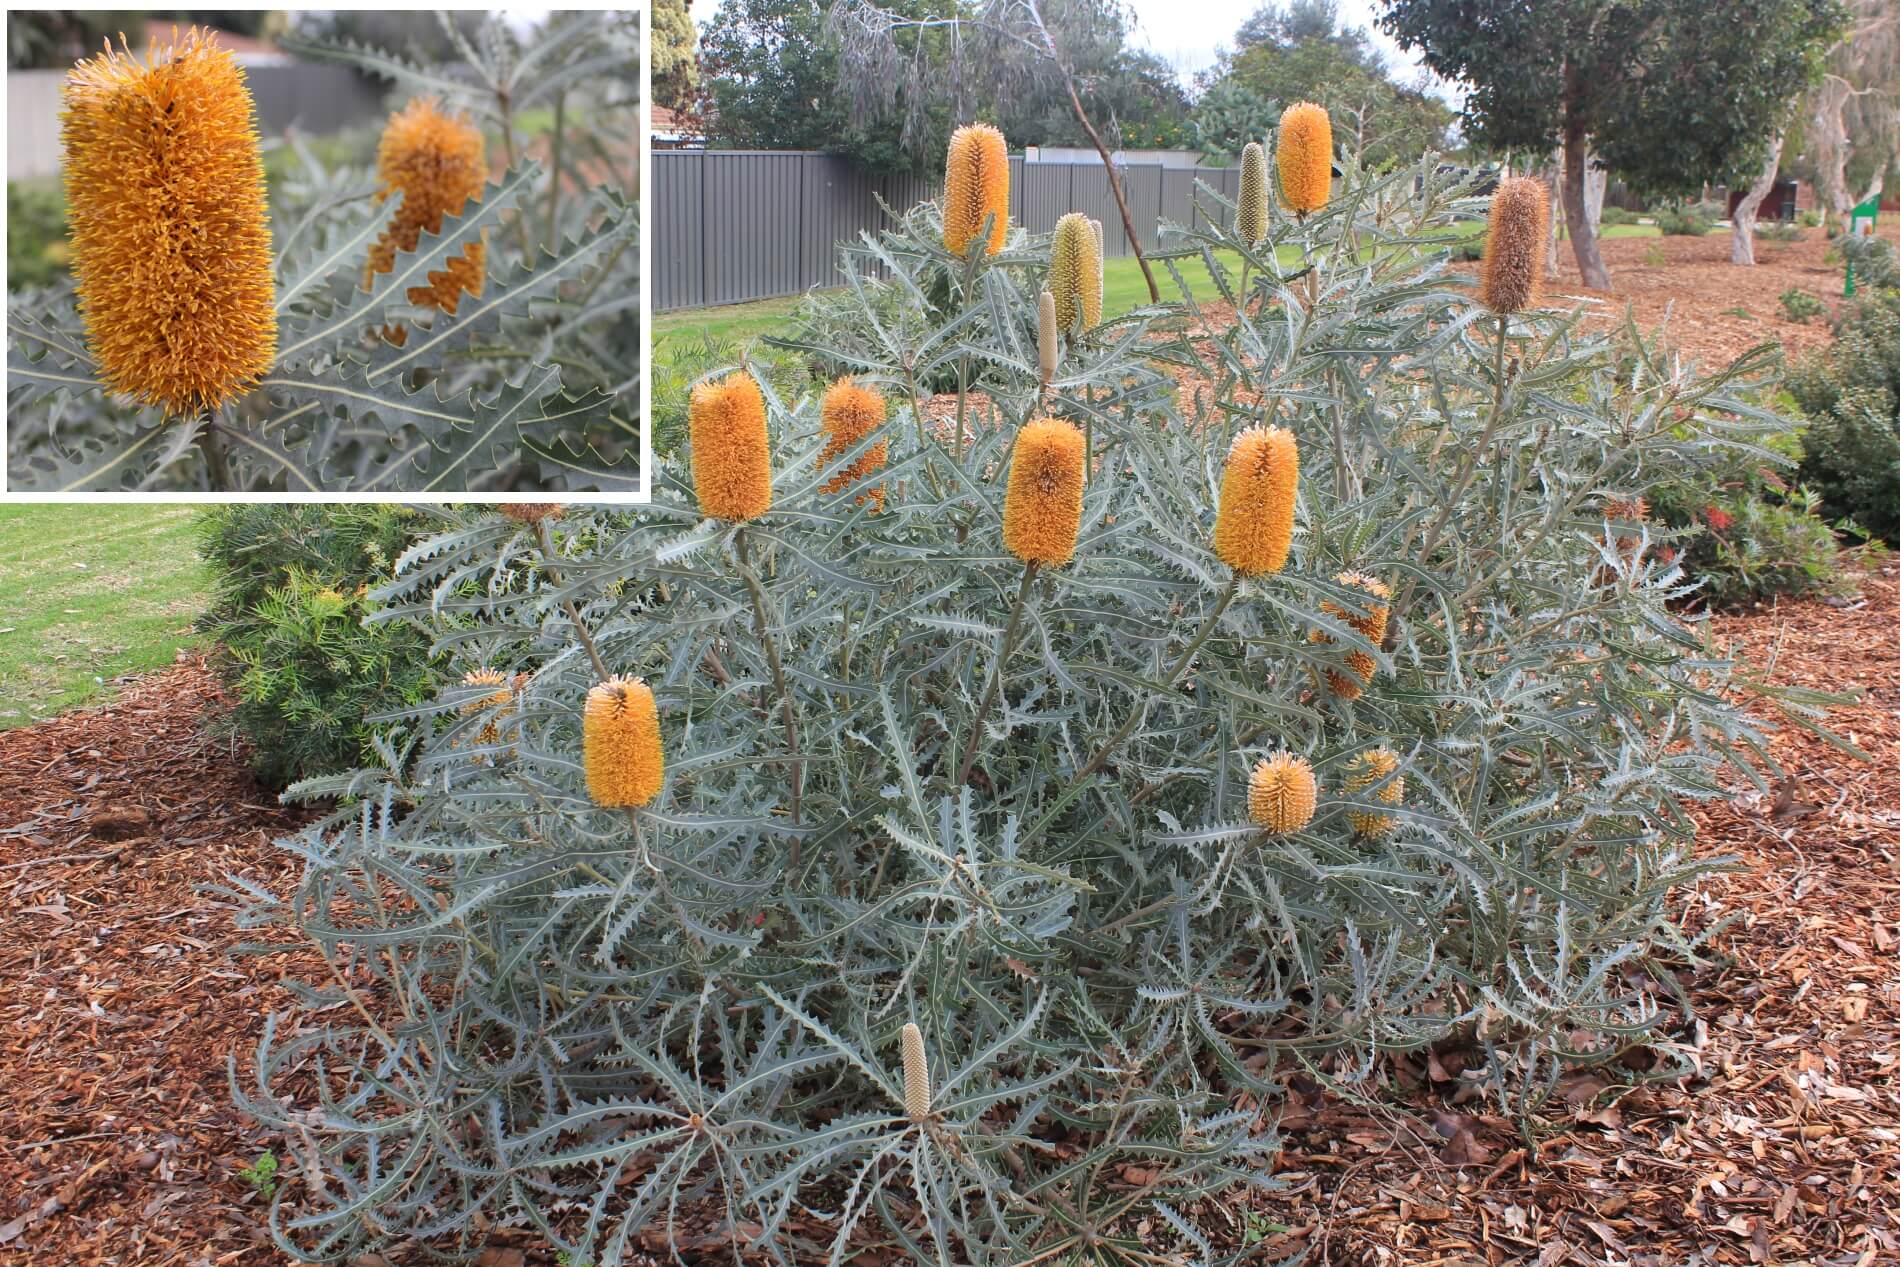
2,567,1896,1265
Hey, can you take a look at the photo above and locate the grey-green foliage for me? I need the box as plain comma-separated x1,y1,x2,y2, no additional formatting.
5,10,639,493
234,148,1830,1266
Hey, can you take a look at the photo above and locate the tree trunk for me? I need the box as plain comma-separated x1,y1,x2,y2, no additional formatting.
1584,159,1607,238
1812,80,1855,225
1545,156,1564,275
1562,120,1612,290
1731,132,1785,266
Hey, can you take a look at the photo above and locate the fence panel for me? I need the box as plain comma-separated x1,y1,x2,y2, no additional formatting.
650,150,1229,311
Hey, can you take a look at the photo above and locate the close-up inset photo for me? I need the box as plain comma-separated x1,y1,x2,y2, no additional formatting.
5,10,641,493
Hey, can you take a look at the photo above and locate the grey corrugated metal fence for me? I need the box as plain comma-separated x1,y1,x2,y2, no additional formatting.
8,63,385,181
653,150,1244,312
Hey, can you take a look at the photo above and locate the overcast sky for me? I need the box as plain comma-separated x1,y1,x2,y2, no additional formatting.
685,0,1455,101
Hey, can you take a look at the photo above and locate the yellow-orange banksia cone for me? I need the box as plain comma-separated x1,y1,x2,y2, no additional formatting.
1002,417,1086,566
61,28,277,416
1051,213,1102,334
367,97,488,326
1312,571,1391,699
1248,752,1318,834
1213,426,1299,576
1479,176,1549,315
1344,747,1403,838
1277,102,1333,216
459,668,527,755
583,677,664,808
901,1021,930,1120
689,372,773,522
943,123,1010,256
819,378,888,512
1237,140,1269,245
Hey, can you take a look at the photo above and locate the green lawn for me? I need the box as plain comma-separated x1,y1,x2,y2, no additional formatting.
0,505,211,728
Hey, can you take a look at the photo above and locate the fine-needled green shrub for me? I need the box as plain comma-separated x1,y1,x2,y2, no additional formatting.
235,123,1832,1267
198,503,441,789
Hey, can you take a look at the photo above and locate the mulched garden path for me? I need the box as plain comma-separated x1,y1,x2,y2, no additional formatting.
2,569,1896,1265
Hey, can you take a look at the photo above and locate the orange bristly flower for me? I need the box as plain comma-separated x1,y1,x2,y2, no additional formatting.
1001,418,1086,566
1248,752,1318,834
1479,176,1549,315
458,669,528,759
367,97,488,327
61,28,276,416
1312,571,1391,699
583,676,664,808
818,378,889,512
1344,747,1403,838
1212,425,1299,576
689,371,773,522
943,123,1010,256
1276,102,1333,215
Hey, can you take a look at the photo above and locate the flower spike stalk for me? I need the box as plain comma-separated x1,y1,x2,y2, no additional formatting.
1037,288,1059,388
61,27,277,417
943,123,1009,257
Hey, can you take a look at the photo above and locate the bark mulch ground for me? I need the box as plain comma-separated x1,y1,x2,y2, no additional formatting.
2,569,1896,1265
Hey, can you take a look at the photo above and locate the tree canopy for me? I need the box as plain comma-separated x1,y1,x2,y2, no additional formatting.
1193,1,1453,167
653,0,700,112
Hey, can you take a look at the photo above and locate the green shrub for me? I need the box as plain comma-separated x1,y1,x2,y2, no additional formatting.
1600,205,1639,226
197,504,442,790
1655,205,1714,236
1780,287,1824,323
652,329,804,458
1799,209,1822,228
1760,221,1805,244
237,148,1813,1267
7,182,69,291
1785,237,1900,542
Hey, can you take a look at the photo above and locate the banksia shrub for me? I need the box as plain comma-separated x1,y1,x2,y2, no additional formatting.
61,28,276,415
242,153,1798,1267
1277,102,1333,215
1343,747,1404,838
1479,177,1550,316
1237,140,1269,244
818,377,889,511
1213,425,1299,576
1001,417,1085,565
689,371,773,522
1313,571,1391,699
582,676,664,808
1248,751,1317,833
942,123,1010,257
1050,212,1102,334
901,1022,930,1120
367,97,488,319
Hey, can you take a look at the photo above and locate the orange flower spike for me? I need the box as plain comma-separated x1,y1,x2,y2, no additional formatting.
1248,752,1318,834
583,677,665,808
367,97,489,316
942,123,1010,256
1344,747,1404,838
1212,426,1299,576
1314,571,1392,699
1277,102,1333,216
61,28,277,415
818,378,890,512
689,371,773,522
1001,418,1086,566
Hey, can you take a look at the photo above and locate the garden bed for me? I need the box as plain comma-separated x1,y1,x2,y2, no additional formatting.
1,575,1895,1264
